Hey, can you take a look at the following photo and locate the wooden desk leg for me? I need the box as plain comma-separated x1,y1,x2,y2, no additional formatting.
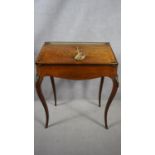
50,77,57,106
104,77,119,129
36,75,49,128
99,77,104,107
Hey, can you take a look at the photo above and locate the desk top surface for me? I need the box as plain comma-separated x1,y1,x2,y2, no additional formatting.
36,42,118,65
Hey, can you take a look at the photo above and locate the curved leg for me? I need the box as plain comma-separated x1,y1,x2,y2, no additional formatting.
104,77,119,129
99,77,104,107
50,77,57,106
35,75,49,128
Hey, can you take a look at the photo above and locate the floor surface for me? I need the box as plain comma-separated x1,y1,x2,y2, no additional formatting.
34,99,121,155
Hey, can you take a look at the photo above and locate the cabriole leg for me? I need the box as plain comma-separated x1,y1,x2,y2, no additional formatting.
50,77,57,106
35,75,49,128
99,77,104,107
104,77,119,129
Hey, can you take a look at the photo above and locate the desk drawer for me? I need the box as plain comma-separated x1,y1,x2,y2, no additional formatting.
36,65,117,79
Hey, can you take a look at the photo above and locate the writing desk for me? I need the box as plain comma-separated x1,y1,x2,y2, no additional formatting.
35,42,119,129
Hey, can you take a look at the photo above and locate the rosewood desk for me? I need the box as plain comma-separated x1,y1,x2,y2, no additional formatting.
35,42,119,129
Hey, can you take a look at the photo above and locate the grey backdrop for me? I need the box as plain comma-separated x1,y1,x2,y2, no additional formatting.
34,0,121,101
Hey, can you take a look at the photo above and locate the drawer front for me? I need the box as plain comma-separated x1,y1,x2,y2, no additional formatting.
36,65,117,80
